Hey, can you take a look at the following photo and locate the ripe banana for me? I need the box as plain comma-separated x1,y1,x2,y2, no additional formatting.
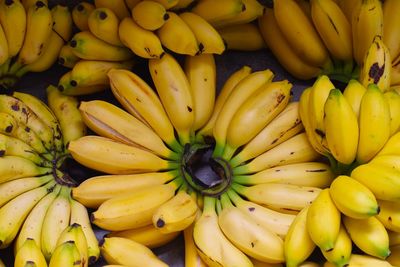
191,0,244,27
320,224,352,267
58,45,79,68
376,131,400,157
329,175,379,219
0,156,50,184
94,0,130,20
48,240,82,267
56,223,88,267
212,0,264,28
183,216,207,267
218,23,266,51
233,133,320,175
132,1,168,31
342,79,366,118
72,2,95,31
325,253,393,267
336,0,361,23
376,199,400,233
387,244,400,266
14,238,47,267
343,215,390,259
88,7,122,47
391,61,400,86
383,0,400,62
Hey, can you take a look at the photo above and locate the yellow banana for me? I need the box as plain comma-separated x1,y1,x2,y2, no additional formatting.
69,31,133,61
284,207,316,267
357,83,391,163
376,131,400,157
359,35,391,92
383,90,400,135
0,156,50,184
149,52,194,144
124,0,141,9
156,12,199,56
108,224,180,249
352,0,383,65
223,80,292,160
91,182,177,231
183,215,207,267
48,240,82,267
320,224,352,267
233,133,320,175
184,53,216,131
343,215,390,259
56,223,88,267
274,0,330,68
230,102,303,167
336,0,361,23
171,0,195,10
234,162,334,188
258,8,322,80
72,1,95,31
0,0,25,58
132,1,168,31
0,23,9,67
392,61,400,86
191,0,244,27
88,7,122,46
376,199,400,233
179,12,225,55
58,45,79,69
383,0,400,62
14,238,47,267
118,17,165,59
218,23,266,51
100,237,168,267
342,79,366,118
94,0,130,20
212,0,264,28
387,245,400,266
325,253,393,267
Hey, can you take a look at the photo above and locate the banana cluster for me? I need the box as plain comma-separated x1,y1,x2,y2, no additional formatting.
0,0,73,89
0,86,100,266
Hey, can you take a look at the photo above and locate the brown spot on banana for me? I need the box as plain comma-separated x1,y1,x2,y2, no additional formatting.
306,169,327,172
369,62,385,84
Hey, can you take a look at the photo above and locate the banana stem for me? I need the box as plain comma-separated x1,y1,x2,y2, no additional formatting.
221,143,237,161
220,193,232,210
230,182,247,196
167,150,181,162
167,160,181,170
168,176,184,190
167,139,184,154
203,196,216,215
212,142,225,158
216,198,222,215
232,175,251,185
178,130,191,146
226,189,244,206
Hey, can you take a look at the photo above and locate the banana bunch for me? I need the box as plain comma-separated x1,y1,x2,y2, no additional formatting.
0,85,100,266
0,1,74,89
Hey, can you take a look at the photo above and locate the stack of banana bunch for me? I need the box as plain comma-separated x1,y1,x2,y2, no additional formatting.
0,86,100,266
257,0,400,84
0,0,73,89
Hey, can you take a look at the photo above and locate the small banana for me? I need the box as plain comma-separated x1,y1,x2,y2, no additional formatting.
88,7,123,46
376,131,400,157
383,0,400,62
58,45,79,68
72,2,95,31
320,224,352,267
132,1,168,31
183,216,207,267
219,23,266,51
212,0,264,28
342,79,366,118
56,223,88,267
0,156,50,184
376,199,400,233
336,0,361,23
14,238,47,267
48,240,82,267
191,0,244,27
94,0,130,20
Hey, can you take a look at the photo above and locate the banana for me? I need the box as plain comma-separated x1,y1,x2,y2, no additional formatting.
387,245,400,266
227,189,295,239
0,180,55,249
310,0,353,63
191,0,244,27
258,8,322,80
58,45,79,68
56,223,88,267
223,80,292,160
342,79,367,118
125,0,142,9
193,196,253,267
384,90,400,136
0,0,26,58
0,22,9,67
307,188,341,251
234,162,334,188
376,199,400,233
14,238,47,267
91,182,178,231
213,69,274,157
352,0,383,65
197,65,252,139
230,102,303,167
325,253,393,267
233,133,320,175
184,53,216,131
72,1,95,31
88,7,122,46
359,35,391,92
132,1,168,31
324,88,359,164
343,215,390,259
156,12,199,56
70,198,100,265
274,0,330,68
357,83,391,163
171,0,195,10
329,175,379,219
100,237,168,267
183,216,207,267
108,224,180,249
392,61,400,86
69,31,133,61
218,23,266,51
179,12,225,55
149,52,194,144
48,240,82,267
389,230,400,246
218,192,285,263
107,69,181,151
94,0,130,20
284,207,316,267
212,0,264,28
0,258,4,267
0,156,50,183
0,174,52,207
383,0,400,62
14,185,60,253
69,135,178,174
370,154,400,171
336,0,361,23
320,224,352,267
376,131,400,157
118,17,165,59
152,189,198,233
47,85,86,150
232,182,322,213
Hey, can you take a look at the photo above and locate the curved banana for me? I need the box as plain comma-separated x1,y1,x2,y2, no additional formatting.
69,31,133,61
233,133,320,175
72,1,95,31
56,223,88,267
342,79,366,118
94,0,130,20
219,23,266,51
132,1,168,31
329,175,379,219
58,45,79,68
100,237,168,267
48,240,82,267
184,53,216,131
191,0,244,27
389,230,400,246
376,199,400,233
328,253,393,267
230,102,303,167
156,12,199,56
336,0,361,23
0,156,50,184
387,244,400,266
213,0,263,28
376,131,400,157
383,0,400,62
14,238,47,267
179,12,225,55
321,224,352,267
391,61,400,86
343,215,390,259
88,7,122,46
183,215,207,267
149,52,194,144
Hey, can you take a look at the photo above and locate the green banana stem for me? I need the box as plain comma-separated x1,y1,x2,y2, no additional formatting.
203,196,216,215
215,198,222,215
219,192,233,210
226,188,244,206
221,143,237,161
230,182,247,196
167,138,184,154
232,174,251,185
168,176,184,191
212,142,225,158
